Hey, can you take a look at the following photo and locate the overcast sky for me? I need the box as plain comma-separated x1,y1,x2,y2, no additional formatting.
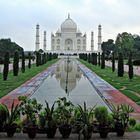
0,0,140,51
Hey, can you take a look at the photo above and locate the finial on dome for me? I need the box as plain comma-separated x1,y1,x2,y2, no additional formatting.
68,13,70,19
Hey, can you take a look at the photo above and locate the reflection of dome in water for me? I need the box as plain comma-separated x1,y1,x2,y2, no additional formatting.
60,79,76,93
64,60,72,72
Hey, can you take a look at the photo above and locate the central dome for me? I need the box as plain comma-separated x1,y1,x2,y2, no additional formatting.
61,14,77,32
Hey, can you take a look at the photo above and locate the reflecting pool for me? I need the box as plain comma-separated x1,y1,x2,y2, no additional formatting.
31,58,109,109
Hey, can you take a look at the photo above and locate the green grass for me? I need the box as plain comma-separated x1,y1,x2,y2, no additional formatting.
0,59,58,98
79,59,140,105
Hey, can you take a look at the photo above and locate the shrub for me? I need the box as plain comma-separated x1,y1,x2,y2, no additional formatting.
134,123,140,131
94,106,108,125
129,118,136,127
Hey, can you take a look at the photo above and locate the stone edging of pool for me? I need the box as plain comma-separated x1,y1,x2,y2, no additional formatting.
77,61,140,121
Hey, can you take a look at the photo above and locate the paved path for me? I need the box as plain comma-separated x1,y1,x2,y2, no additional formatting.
0,132,140,140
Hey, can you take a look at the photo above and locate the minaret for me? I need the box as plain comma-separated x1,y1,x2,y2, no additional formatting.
35,24,40,51
91,31,94,52
98,24,102,53
43,31,46,51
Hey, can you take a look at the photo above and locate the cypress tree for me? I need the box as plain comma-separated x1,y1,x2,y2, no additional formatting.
21,51,25,73
3,52,9,80
128,52,133,80
95,53,97,65
98,52,100,66
118,52,124,77
88,53,91,63
112,52,115,72
28,52,31,69
36,52,39,67
101,52,105,69
13,51,19,76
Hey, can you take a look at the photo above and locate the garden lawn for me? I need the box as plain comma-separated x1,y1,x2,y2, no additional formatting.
0,59,58,98
79,59,140,105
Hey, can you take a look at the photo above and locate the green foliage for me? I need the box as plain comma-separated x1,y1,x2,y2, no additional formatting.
101,39,116,58
0,104,9,128
18,96,42,125
54,97,74,125
5,101,20,126
111,104,134,128
115,32,134,58
118,52,124,77
129,118,136,127
134,123,140,131
94,106,108,125
3,52,9,80
0,38,23,58
21,51,25,73
13,51,19,76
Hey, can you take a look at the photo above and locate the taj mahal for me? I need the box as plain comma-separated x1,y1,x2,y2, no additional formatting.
35,14,102,54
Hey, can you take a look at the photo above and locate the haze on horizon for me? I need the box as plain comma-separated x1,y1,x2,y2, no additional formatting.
0,0,140,51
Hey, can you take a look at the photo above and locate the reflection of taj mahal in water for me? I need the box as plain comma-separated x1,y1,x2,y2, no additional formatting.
55,59,82,93
35,14,102,54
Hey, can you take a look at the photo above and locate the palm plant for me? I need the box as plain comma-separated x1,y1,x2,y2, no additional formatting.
4,101,20,137
111,104,134,136
44,101,57,138
75,102,95,139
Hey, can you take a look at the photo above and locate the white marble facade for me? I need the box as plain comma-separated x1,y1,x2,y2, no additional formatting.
51,14,86,53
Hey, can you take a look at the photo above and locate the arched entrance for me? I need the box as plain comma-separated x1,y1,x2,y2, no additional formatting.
65,39,73,51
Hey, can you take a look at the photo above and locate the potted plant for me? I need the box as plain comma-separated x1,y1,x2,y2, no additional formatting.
112,104,134,136
4,101,20,137
94,106,110,138
45,101,57,138
38,111,46,134
18,96,42,138
0,103,8,132
54,97,74,138
75,102,95,139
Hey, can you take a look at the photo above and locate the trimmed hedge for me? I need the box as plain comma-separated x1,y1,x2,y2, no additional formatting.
133,60,140,66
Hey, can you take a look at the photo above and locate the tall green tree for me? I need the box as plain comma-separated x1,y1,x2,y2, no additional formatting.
101,52,105,69
128,52,133,80
28,52,31,69
13,51,19,76
118,52,124,77
3,52,9,80
21,51,25,73
101,39,116,58
115,32,134,58
112,52,115,72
